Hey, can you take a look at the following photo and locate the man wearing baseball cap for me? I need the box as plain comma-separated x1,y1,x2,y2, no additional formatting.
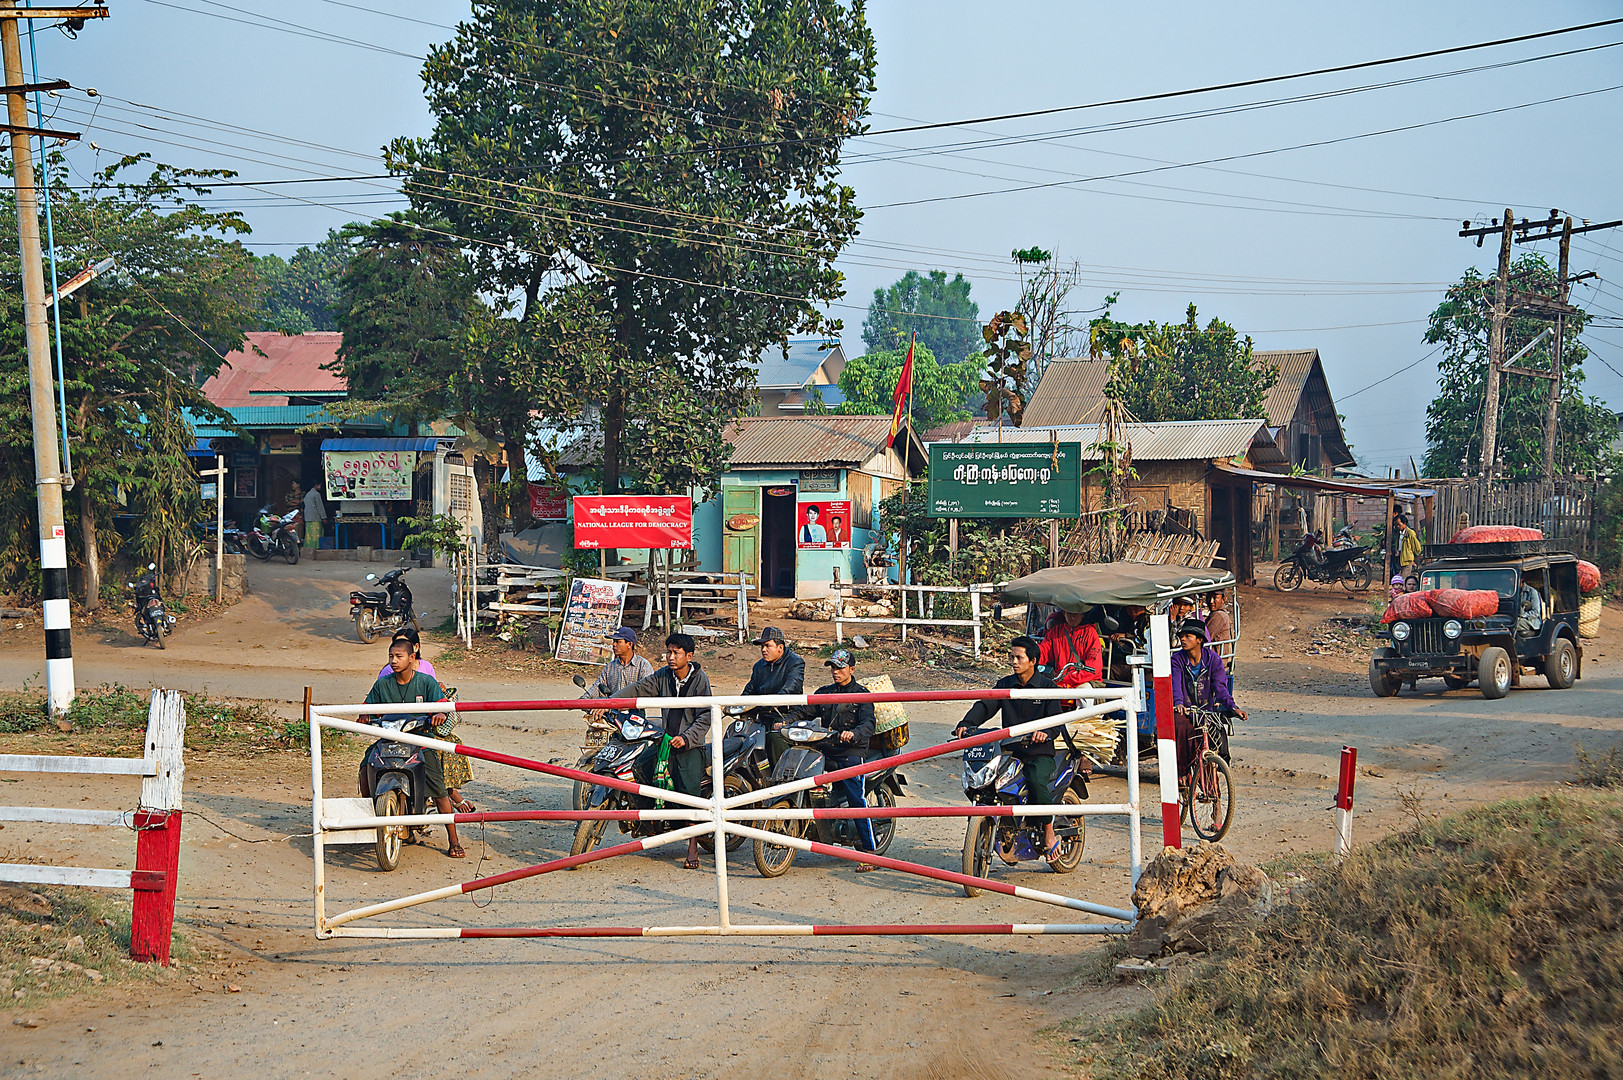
579,626,655,700
741,626,805,763
783,648,879,869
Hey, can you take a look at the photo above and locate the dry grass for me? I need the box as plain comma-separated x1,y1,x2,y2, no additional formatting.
1574,742,1623,789
0,884,193,1010
1064,792,1623,1079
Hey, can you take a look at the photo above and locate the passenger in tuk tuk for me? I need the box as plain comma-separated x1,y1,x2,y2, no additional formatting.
1037,608,1102,689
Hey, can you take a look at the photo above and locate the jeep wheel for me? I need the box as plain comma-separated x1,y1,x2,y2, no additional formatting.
1478,646,1512,700
1544,637,1576,690
1368,650,1400,698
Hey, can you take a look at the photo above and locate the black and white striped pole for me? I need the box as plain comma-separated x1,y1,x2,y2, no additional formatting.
3,6,79,714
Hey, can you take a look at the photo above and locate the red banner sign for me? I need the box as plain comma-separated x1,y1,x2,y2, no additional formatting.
572,495,693,550
528,483,568,522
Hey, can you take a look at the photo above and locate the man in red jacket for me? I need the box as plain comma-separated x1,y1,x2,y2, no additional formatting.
1038,608,1102,689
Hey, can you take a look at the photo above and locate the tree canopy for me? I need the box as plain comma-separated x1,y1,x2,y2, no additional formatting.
0,154,259,600
832,340,978,432
861,270,982,364
384,0,877,500
1085,300,1277,423
254,229,348,333
1423,254,1616,479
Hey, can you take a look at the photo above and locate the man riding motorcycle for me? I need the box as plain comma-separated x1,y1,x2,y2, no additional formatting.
740,626,805,763
777,648,877,870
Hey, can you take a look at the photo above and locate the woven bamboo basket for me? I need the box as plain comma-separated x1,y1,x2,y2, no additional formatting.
1579,594,1602,639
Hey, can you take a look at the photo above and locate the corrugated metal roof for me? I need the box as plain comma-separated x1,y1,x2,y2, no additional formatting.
202,331,346,407
726,415,898,468
757,338,843,389
322,437,444,453
960,419,1269,461
199,404,382,429
1021,358,1112,427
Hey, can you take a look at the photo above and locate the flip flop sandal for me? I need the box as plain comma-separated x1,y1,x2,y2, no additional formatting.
1044,839,1065,862
855,863,879,873
682,856,701,870
447,844,466,859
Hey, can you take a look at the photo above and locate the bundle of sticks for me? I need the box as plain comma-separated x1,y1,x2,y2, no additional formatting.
1062,711,1125,759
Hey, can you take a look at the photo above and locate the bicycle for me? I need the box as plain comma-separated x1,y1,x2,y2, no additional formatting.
1177,705,1236,842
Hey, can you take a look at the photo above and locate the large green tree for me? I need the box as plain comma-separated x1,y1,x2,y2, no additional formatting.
386,0,877,498
861,269,981,364
0,154,259,602
254,229,349,333
1423,254,1616,478
832,340,979,432
1084,300,1276,423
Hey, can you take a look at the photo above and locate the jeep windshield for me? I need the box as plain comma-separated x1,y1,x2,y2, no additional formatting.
1419,567,1516,597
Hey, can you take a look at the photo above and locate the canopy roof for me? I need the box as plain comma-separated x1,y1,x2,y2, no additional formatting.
1001,562,1235,611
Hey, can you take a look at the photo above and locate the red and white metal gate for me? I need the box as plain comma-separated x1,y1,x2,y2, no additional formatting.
308,620,1179,940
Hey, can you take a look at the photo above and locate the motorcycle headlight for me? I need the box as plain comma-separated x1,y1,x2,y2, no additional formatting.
619,717,651,740
1443,619,1462,639
1391,621,1410,641
964,759,999,789
788,727,819,743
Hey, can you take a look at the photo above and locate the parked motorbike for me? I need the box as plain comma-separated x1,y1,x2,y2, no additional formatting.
1275,532,1372,592
359,711,439,871
569,710,771,859
196,520,248,556
959,731,1089,894
350,566,420,643
127,564,175,649
751,714,906,877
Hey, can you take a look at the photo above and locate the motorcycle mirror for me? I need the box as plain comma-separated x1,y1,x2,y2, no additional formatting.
147,563,156,571
365,573,377,581
571,674,587,689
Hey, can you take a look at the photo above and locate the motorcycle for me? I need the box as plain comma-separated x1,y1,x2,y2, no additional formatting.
751,714,907,877
569,710,771,859
1274,531,1372,592
197,519,248,556
358,711,440,871
959,731,1089,894
570,672,647,810
350,566,420,643
127,564,175,649
244,506,301,564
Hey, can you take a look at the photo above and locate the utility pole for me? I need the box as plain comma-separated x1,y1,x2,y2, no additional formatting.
1542,217,1572,480
1481,210,1513,478
3,1,108,715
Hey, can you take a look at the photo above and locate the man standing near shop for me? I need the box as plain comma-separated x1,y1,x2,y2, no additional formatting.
741,626,805,762
303,481,328,551
622,633,712,870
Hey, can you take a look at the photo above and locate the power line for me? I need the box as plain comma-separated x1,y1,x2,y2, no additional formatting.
1340,344,1445,401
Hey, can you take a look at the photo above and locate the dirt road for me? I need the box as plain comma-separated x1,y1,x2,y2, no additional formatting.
1,566,1619,1078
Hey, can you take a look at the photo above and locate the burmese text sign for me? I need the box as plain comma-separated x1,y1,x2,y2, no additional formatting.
324,450,416,502
927,443,1082,518
528,484,568,522
573,495,693,549
555,577,629,665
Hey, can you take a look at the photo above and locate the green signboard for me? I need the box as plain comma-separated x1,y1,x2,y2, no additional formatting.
927,442,1083,518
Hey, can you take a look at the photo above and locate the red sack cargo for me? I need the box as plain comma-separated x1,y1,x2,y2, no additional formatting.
1579,560,1601,594
1449,525,1543,544
1382,590,1435,622
1430,588,1500,619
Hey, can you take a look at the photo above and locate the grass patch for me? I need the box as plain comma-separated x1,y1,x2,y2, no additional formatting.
1574,741,1623,789
0,684,313,753
0,884,193,1009
1066,792,1623,1079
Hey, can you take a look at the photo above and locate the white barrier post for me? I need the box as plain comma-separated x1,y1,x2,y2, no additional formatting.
1334,745,1357,859
1149,613,1180,850
308,688,328,936
1127,660,1145,886
711,703,730,930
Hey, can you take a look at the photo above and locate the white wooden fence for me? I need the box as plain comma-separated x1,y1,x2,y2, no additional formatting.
831,581,1002,658
0,689,187,965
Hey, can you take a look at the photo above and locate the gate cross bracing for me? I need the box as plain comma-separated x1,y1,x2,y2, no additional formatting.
308,626,1179,941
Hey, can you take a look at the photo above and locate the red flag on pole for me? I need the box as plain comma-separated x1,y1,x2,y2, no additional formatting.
888,332,915,448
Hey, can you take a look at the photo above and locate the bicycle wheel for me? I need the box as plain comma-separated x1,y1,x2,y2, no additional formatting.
1186,751,1234,842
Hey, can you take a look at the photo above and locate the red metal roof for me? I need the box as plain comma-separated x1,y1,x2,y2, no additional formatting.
201,331,346,407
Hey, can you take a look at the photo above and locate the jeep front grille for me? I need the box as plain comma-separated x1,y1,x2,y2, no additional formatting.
1403,618,1451,656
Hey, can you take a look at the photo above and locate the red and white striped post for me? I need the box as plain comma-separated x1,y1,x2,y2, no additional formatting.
1150,613,1180,850
1334,745,1357,859
131,689,186,965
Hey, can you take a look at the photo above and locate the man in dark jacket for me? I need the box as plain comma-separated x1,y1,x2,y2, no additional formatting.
954,635,1073,860
621,633,712,869
786,648,878,867
741,626,805,763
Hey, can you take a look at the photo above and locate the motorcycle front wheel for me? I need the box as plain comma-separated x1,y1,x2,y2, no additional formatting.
961,815,994,897
282,536,300,565
753,799,799,878
374,790,404,871
569,789,610,861
1273,561,1304,592
354,608,379,644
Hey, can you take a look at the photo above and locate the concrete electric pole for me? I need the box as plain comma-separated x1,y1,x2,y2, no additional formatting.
3,1,109,714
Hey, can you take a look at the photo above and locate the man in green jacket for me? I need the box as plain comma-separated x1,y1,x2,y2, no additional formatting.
364,639,464,858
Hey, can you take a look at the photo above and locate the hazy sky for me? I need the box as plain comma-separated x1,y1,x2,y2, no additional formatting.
25,1,1623,475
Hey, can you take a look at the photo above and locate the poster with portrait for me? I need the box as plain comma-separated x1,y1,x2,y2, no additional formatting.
555,576,630,666
796,500,852,549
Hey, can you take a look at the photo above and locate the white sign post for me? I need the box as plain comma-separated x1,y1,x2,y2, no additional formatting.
196,454,229,602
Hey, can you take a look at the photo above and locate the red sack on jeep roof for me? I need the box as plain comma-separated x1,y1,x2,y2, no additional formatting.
1382,590,1435,622
1579,560,1601,594
1449,524,1543,544
1430,588,1500,619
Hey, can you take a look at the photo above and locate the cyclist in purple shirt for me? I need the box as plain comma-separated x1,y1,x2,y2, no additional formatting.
1169,618,1245,777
